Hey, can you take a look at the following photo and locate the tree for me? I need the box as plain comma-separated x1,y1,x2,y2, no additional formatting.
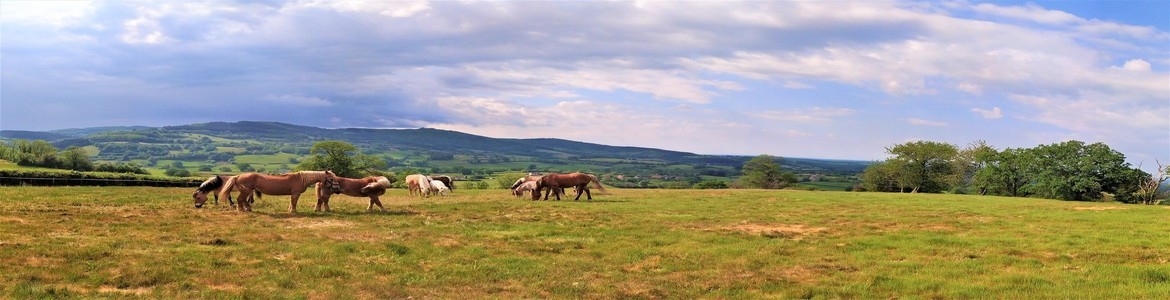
886,141,958,193
860,160,903,192
739,155,788,189
972,148,1030,197
296,140,386,178
1022,141,1138,201
1130,161,1170,205
59,146,94,171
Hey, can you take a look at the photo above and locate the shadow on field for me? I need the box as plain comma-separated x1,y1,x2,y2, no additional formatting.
532,199,631,203
252,209,421,218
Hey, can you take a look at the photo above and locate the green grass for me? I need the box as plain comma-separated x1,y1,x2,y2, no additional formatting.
2,187,1169,298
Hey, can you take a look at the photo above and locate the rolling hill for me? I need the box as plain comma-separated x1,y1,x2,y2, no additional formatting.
1,121,871,186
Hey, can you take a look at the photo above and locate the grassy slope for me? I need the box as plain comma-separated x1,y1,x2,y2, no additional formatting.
2,188,1169,299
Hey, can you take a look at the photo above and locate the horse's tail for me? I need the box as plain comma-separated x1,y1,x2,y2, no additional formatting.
376,176,392,188
219,175,239,201
589,174,608,194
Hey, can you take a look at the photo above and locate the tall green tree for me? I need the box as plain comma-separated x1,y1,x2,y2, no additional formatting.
886,141,958,193
1021,141,1141,201
59,146,94,171
972,148,1030,197
739,155,789,189
296,140,386,178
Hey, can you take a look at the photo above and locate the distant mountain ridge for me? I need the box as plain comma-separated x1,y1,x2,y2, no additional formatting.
1,121,871,175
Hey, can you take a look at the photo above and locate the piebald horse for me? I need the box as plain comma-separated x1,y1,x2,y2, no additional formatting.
405,174,432,197
192,174,260,208
315,176,394,212
534,172,606,201
219,170,340,213
430,175,455,191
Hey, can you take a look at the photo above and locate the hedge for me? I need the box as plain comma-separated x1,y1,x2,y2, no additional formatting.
0,169,201,187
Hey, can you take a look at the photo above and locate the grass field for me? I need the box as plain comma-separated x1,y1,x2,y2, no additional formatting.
3,187,1170,298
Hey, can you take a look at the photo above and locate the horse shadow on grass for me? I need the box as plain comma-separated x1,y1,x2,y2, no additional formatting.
253,209,420,219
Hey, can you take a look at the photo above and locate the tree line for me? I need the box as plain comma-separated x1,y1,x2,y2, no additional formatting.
860,140,1169,204
0,139,147,174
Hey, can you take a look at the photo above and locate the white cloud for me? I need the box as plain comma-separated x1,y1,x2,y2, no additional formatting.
906,118,948,127
1120,59,1152,72
970,3,1081,26
751,107,855,123
971,107,1002,119
261,94,333,107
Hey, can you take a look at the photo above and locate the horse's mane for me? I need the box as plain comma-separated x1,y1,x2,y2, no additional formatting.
196,175,224,192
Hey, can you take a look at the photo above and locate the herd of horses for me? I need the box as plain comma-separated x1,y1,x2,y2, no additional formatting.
190,171,606,213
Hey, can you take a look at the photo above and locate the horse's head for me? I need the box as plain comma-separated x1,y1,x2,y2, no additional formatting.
323,170,342,193
193,190,208,208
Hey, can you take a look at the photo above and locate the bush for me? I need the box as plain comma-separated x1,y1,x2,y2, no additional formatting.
693,180,729,189
165,168,191,177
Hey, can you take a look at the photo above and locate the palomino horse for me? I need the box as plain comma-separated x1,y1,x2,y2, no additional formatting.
219,170,340,213
429,179,450,196
314,176,394,212
430,175,455,191
192,174,261,208
534,172,606,201
405,174,432,197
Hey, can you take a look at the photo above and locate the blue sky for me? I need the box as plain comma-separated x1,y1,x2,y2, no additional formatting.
1,0,1167,171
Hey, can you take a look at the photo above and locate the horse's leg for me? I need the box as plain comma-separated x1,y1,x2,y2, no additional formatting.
574,184,585,201
584,187,593,201
369,196,385,212
289,193,299,214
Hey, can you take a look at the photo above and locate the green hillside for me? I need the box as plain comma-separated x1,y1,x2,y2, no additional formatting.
1,121,871,187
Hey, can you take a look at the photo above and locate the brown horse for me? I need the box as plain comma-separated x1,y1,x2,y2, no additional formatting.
192,174,261,208
314,176,394,212
534,172,606,201
219,170,340,213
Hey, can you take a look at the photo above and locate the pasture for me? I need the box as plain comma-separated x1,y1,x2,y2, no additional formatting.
3,187,1170,298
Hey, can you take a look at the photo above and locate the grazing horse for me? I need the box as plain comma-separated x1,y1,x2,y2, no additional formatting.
511,175,571,199
219,170,340,213
512,180,540,198
510,175,544,190
192,174,261,208
534,172,606,201
405,174,432,197
430,175,455,191
429,179,450,196
315,176,394,212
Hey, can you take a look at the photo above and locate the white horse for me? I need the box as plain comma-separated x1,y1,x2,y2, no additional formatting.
430,179,450,196
406,174,433,197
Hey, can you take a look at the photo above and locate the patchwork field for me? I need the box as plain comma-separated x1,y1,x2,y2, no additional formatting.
3,187,1170,298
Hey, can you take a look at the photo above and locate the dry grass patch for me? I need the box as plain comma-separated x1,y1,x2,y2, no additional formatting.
721,222,828,240
1073,206,1128,211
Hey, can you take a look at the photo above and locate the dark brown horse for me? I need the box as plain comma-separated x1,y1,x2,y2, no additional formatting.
534,172,606,201
220,170,340,213
314,176,394,212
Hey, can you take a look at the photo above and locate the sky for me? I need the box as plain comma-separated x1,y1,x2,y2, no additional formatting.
1,0,1167,171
